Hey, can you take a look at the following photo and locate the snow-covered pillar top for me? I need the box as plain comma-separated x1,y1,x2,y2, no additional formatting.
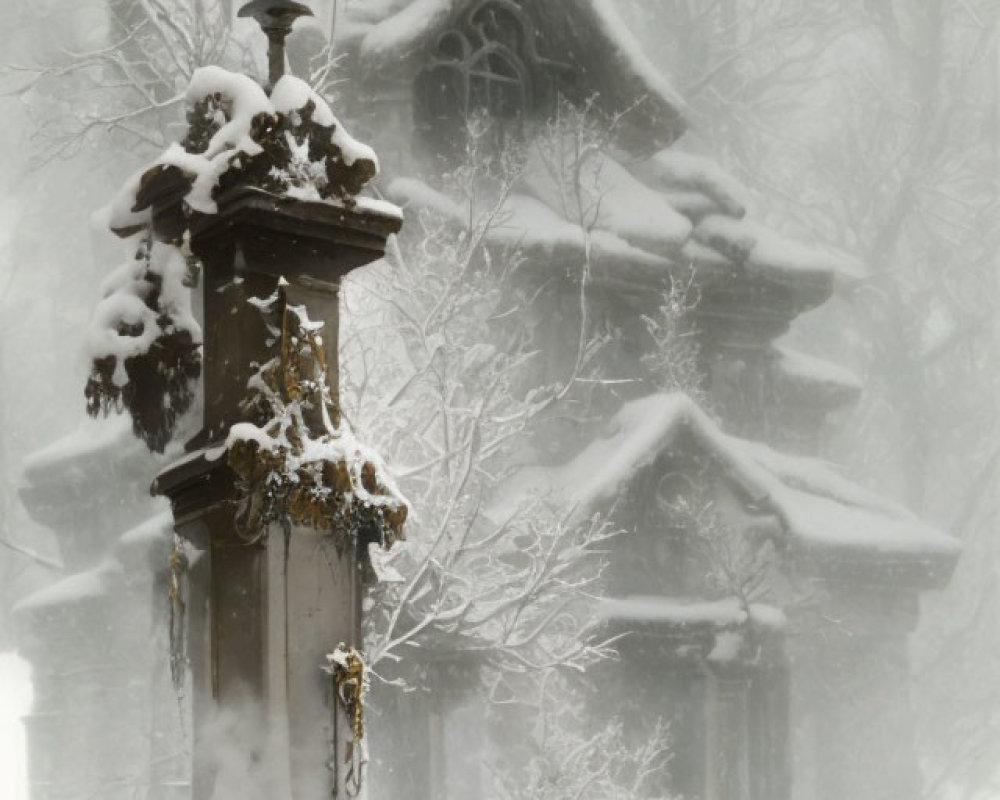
105,64,402,448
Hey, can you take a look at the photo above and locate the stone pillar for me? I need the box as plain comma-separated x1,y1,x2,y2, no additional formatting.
154,184,401,798
167,512,364,798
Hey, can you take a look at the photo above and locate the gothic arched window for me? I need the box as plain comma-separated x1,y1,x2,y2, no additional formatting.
414,0,563,159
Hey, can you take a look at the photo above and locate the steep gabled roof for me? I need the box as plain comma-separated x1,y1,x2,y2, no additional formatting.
487,393,959,588
348,3,861,315
344,0,688,152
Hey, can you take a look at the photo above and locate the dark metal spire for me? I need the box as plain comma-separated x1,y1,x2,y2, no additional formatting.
238,0,314,91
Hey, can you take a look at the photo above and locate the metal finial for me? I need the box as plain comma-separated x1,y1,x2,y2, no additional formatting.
238,0,314,91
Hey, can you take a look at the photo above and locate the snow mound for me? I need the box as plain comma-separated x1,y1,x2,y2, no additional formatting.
270,75,377,167
186,65,270,160
108,67,391,225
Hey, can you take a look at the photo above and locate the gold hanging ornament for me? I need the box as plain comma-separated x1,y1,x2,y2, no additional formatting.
225,282,408,549
324,643,369,796
167,533,188,692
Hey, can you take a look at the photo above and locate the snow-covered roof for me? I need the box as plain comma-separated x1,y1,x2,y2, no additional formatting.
387,177,672,282
14,512,173,615
389,141,862,311
771,343,863,406
22,415,138,481
488,393,959,587
340,3,859,312
344,0,687,151
599,596,786,631
599,596,787,663
21,415,175,508
692,214,864,285
14,560,120,612
521,146,693,255
640,150,749,218
355,0,453,64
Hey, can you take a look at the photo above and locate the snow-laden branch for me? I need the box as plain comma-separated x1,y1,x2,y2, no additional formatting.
339,113,630,691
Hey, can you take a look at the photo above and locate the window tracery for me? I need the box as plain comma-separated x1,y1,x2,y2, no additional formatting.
414,0,569,156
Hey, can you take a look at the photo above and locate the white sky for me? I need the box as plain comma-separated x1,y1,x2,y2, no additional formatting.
0,652,31,800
